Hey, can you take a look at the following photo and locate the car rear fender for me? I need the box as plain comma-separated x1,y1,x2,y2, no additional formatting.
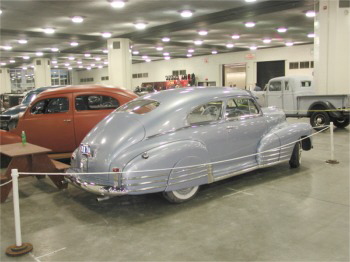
121,140,210,194
0,130,21,145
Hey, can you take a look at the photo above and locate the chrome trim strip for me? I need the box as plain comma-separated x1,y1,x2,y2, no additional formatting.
169,168,208,180
125,179,168,187
172,165,207,174
260,156,280,162
168,174,208,186
123,173,168,180
128,185,166,192
260,151,280,157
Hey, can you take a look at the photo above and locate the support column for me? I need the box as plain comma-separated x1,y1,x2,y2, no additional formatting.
107,38,132,90
314,0,350,94
33,58,51,89
0,68,12,94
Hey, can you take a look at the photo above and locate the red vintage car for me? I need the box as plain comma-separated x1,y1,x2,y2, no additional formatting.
1,85,137,153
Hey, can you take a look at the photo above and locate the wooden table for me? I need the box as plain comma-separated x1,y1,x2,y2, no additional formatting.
0,143,69,203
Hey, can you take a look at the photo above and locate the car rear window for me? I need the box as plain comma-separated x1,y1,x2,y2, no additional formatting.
116,100,159,114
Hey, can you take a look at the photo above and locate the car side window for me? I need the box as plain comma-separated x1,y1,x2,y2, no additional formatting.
269,81,282,91
226,98,259,119
31,97,69,114
75,95,119,111
187,101,223,125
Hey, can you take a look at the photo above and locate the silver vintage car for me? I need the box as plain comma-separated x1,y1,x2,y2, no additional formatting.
67,87,313,203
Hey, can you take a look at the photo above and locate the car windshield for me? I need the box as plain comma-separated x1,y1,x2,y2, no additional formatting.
21,92,38,105
116,99,159,114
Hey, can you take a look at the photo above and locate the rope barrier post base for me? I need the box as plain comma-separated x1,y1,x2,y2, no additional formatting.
5,169,33,257
325,122,339,165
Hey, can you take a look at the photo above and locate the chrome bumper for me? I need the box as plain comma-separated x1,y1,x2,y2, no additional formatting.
65,175,128,196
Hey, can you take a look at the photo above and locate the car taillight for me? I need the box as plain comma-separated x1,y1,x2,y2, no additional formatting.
112,167,120,173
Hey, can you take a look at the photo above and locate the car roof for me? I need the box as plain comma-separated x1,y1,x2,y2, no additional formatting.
37,85,135,98
27,85,64,94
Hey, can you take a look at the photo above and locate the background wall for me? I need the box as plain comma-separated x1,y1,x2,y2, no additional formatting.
74,44,322,91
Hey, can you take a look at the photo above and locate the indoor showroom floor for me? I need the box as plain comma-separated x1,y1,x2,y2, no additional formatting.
1,119,349,262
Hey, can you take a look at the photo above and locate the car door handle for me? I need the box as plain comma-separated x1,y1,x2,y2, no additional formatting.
63,119,72,122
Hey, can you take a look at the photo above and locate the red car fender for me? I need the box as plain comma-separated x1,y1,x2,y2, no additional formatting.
0,130,21,145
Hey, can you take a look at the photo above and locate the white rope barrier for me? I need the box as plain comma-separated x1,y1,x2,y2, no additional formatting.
0,179,13,187
17,125,330,176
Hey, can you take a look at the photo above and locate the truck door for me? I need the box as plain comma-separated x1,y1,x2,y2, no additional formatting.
267,80,283,109
282,80,294,115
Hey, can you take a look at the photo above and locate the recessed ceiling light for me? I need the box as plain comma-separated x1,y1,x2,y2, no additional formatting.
132,50,139,55
194,40,203,45
145,59,151,62
9,60,16,63
95,57,101,61
277,27,287,33
22,67,27,70
245,22,256,28
64,63,70,66
87,67,91,70
0,9,2,15
68,67,73,70
231,34,240,39
101,32,112,38
104,61,109,65
2,45,12,50
71,16,84,23
77,61,82,64
285,42,294,46
36,52,43,56
90,63,95,67
1,62,7,66
18,39,28,44
98,65,103,68
307,33,315,38
43,28,55,34
188,49,194,53
51,60,57,64
180,10,193,18
245,0,256,2
23,56,30,60
70,42,79,46
110,0,125,8
226,43,234,48
250,46,257,50
51,47,59,52
156,46,164,51
78,65,83,68
164,56,171,60
162,37,170,42
134,22,147,30
142,55,148,59
187,54,192,57
211,50,218,54
163,52,170,56
305,10,316,17
102,49,108,53
198,30,208,36
68,56,75,60
84,53,91,57
262,38,272,43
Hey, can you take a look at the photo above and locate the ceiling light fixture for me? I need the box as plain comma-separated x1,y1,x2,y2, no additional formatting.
68,56,75,60
51,60,57,64
211,50,218,54
156,46,164,51
98,65,103,68
0,9,2,15
163,52,170,56
245,0,256,2
277,27,287,33
164,56,171,60
194,40,203,45
285,42,294,46
2,45,12,50
198,30,208,36
22,67,27,70
263,38,272,43
90,63,95,67
103,49,108,53
226,43,234,48
134,22,147,30
78,65,83,68
95,57,101,61
102,32,112,38
104,61,109,65
145,59,151,62
142,55,148,59
84,53,91,57
43,27,55,34
51,47,59,52
70,42,79,46
250,46,257,50
162,37,170,42
307,33,315,38
1,62,7,66
77,61,82,64
110,0,125,8
23,56,30,60
231,34,240,39
180,10,193,18
71,16,84,23
54,65,58,68
87,67,91,70
187,54,192,57
68,67,73,70
9,60,16,63
64,63,70,66
188,49,194,53
245,22,255,28
305,10,316,17
132,50,139,55
36,52,43,56
18,39,28,44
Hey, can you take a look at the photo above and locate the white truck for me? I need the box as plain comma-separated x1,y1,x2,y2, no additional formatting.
254,76,350,130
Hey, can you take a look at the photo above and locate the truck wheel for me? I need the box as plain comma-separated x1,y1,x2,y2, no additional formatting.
333,117,349,128
310,111,330,131
163,186,199,203
289,142,301,168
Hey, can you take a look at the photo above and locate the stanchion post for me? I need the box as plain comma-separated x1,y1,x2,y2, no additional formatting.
326,122,339,164
5,169,33,257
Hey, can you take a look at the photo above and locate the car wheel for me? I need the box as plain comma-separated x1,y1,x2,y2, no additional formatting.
289,142,302,168
163,186,199,203
333,117,349,128
310,111,330,131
